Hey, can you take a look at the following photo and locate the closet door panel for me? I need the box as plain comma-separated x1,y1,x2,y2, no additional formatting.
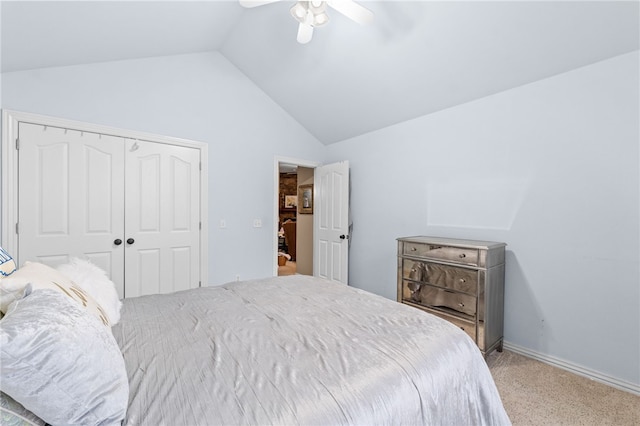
169,247,191,294
38,142,69,235
137,249,161,296
18,123,126,297
86,145,115,233
124,139,200,298
138,154,161,232
36,255,71,269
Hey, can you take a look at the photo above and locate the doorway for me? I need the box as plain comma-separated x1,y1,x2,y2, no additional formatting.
277,163,315,276
273,157,319,277
273,157,351,284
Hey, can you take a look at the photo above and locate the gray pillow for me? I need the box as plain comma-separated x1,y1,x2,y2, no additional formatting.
0,289,128,425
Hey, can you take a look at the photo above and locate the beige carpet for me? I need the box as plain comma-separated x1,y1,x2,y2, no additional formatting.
486,350,640,425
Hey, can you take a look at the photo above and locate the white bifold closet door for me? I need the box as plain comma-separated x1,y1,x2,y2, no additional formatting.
17,122,201,299
123,139,200,298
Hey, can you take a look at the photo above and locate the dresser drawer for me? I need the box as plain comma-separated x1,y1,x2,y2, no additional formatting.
402,280,476,317
402,242,479,266
430,310,477,342
402,260,477,294
402,302,478,343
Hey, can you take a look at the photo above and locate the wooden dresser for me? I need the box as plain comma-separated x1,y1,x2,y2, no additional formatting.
397,236,506,356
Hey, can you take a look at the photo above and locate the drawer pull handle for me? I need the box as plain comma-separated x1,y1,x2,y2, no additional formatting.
459,278,466,283
459,253,466,258
411,247,417,251
458,303,465,307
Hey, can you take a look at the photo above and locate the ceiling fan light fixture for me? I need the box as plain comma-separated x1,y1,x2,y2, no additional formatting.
313,12,329,27
290,2,307,21
297,22,314,44
245,0,373,44
308,0,327,14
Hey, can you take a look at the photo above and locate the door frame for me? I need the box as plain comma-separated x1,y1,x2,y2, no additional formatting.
1,109,209,287
273,156,320,276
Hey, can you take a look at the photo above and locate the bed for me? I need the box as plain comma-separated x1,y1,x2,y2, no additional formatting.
113,275,509,425
1,262,510,425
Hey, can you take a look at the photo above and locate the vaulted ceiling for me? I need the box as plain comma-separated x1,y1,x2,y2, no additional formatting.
1,1,638,144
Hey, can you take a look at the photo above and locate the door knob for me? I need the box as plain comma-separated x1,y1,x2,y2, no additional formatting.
339,234,349,240
126,238,135,245
114,239,122,246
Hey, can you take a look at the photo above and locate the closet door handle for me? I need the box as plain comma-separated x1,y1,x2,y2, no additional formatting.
126,238,135,245
114,239,122,246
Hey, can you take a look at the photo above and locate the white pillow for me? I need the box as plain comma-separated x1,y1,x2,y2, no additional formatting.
57,258,122,325
0,261,110,326
0,289,129,425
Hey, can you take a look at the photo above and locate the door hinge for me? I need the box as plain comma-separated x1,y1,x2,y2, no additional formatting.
15,223,19,234
15,138,19,150
199,162,202,171
199,221,202,230
199,281,202,287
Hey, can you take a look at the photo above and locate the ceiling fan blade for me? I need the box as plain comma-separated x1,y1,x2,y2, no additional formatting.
297,23,314,44
327,0,373,25
239,0,281,8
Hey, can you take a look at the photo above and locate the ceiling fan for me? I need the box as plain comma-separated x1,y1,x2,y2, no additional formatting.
239,0,374,44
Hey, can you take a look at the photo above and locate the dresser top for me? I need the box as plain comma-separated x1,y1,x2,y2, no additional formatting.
397,236,506,250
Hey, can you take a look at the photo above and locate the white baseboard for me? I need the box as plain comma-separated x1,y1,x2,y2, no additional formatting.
503,341,640,396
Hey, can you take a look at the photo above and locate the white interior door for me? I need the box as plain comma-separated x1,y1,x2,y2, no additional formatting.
17,123,126,295
17,123,202,299
123,139,201,297
313,161,350,284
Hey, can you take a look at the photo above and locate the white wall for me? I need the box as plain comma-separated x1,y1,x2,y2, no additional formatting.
0,51,327,284
2,45,638,392
326,51,639,390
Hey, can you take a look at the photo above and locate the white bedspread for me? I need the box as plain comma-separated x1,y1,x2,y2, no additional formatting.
112,275,510,425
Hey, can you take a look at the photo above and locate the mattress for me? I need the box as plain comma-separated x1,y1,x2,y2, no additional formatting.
112,275,510,425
